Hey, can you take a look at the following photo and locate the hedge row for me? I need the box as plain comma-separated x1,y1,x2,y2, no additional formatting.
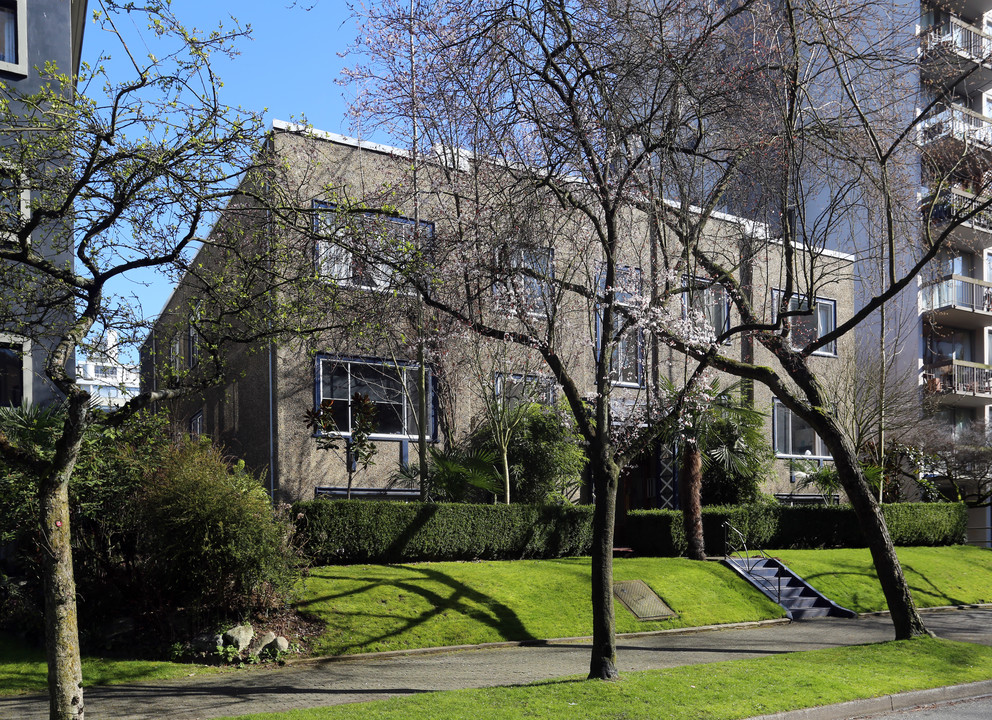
293,500,594,564
627,502,967,557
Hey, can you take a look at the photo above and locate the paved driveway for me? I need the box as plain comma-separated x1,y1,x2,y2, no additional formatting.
1,609,990,720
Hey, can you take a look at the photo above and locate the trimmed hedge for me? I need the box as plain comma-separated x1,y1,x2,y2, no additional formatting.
628,502,967,557
294,500,594,564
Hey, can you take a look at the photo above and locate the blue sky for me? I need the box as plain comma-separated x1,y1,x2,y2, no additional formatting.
83,1,368,330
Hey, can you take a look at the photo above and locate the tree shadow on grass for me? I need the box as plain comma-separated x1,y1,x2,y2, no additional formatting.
296,564,536,655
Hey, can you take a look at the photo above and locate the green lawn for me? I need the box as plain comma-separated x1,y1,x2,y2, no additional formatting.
216,637,992,720
295,557,786,657
773,546,992,613
0,633,224,696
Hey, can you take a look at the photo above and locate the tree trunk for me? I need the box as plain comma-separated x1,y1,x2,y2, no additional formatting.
39,397,88,720
501,446,511,505
679,441,706,561
808,407,930,639
588,449,619,680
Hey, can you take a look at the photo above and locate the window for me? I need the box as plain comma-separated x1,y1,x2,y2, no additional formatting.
505,247,554,315
772,291,837,356
0,1,25,75
188,321,200,368
170,334,182,372
599,266,644,386
0,341,24,407
1,168,28,246
773,400,831,459
683,278,730,340
313,202,433,291
317,356,433,440
495,372,557,405
94,364,116,379
189,411,204,437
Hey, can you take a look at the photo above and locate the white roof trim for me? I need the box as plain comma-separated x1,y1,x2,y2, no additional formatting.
272,119,411,158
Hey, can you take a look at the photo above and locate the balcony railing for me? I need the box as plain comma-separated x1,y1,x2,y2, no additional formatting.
921,274,992,313
924,187,992,232
921,103,992,148
922,14,992,62
924,359,992,398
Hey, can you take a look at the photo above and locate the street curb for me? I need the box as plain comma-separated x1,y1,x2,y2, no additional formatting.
860,603,992,618
748,679,992,720
286,618,794,666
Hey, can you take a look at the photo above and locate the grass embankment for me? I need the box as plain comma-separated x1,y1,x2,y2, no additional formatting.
217,637,992,720
774,545,992,613
0,633,223,695
295,557,785,656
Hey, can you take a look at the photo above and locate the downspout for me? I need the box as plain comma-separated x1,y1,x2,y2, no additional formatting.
268,339,275,500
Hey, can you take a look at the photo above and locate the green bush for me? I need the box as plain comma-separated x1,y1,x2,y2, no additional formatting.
140,439,297,618
627,502,966,556
294,500,594,564
469,403,587,504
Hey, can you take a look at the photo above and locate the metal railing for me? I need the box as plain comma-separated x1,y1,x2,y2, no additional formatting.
922,14,992,61
921,103,992,148
924,187,992,233
723,521,781,603
920,274,992,312
923,359,992,397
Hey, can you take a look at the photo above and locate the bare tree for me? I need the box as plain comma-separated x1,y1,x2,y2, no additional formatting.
0,5,354,718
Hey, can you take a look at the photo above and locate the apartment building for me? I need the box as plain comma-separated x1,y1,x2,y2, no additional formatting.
912,0,992,545
141,121,855,510
1,0,87,408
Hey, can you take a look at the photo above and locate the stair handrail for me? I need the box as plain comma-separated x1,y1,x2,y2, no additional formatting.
723,521,781,604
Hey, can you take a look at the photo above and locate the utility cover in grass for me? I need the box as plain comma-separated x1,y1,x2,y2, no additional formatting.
614,580,677,621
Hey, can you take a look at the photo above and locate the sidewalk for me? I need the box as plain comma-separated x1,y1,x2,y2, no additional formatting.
2,608,990,720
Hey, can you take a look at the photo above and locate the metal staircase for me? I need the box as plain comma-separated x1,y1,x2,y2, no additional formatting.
722,523,857,621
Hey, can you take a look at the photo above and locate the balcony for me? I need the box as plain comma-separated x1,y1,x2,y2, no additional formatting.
920,273,992,328
924,359,992,406
920,102,992,155
923,186,992,250
921,14,992,93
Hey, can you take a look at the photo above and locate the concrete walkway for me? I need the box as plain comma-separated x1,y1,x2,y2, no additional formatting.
2,608,990,720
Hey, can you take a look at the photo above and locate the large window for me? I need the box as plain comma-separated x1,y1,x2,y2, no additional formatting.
0,1,26,75
683,278,730,340
772,291,837,356
317,356,433,440
600,266,643,386
0,341,24,407
773,400,831,459
314,202,432,291
495,372,557,405
505,247,554,315
1,168,28,246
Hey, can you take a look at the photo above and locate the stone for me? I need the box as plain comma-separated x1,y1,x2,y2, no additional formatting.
222,624,254,652
248,631,276,657
270,636,290,654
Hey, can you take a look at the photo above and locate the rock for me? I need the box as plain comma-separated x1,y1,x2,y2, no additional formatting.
270,636,290,654
248,631,276,657
190,632,222,653
222,624,254,652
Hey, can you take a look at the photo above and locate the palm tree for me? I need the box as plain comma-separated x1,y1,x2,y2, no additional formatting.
663,380,769,560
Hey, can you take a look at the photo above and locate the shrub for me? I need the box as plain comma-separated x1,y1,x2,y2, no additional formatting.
140,439,297,619
294,499,594,563
627,502,966,556
470,403,587,504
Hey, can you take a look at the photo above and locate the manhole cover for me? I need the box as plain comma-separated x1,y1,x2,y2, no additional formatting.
614,580,677,621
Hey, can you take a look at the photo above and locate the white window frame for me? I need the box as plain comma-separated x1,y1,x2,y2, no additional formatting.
682,277,731,341
494,372,557,405
598,266,644,387
170,334,182,373
316,355,434,441
0,166,29,247
187,318,200,369
772,290,838,356
773,400,831,460
0,0,27,76
313,201,431,293
189,410,204,437
504,246,554,316
0,333,31,407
